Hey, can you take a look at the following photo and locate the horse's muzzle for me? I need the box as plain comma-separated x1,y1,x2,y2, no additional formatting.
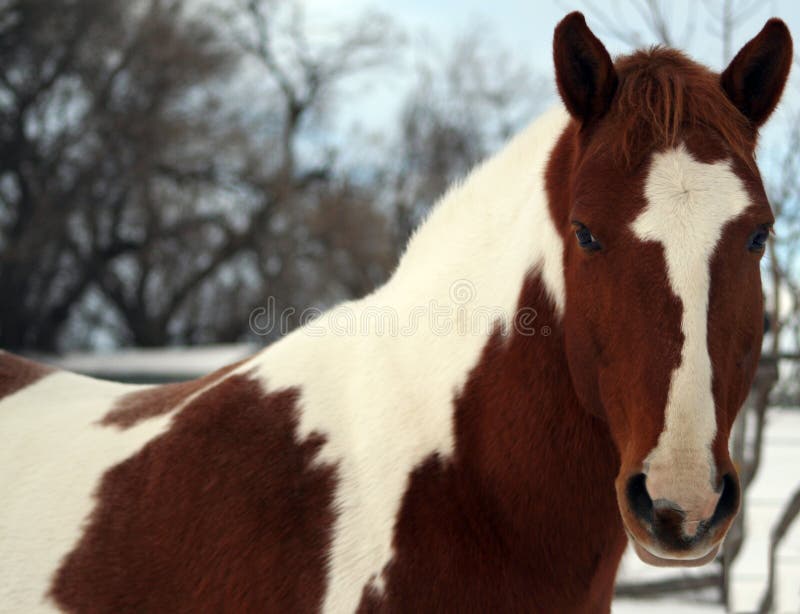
621,471,740,565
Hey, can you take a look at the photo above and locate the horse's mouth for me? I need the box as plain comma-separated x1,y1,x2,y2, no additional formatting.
630,537,720,567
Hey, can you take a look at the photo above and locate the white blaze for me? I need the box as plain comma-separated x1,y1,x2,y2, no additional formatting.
631,145,751,516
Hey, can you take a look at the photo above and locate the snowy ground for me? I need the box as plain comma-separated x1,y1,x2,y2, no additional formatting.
614,407,800,613
43,347,800,612
613,598,724,613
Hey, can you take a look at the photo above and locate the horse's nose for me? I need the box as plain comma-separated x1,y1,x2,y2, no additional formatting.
625,472,740,546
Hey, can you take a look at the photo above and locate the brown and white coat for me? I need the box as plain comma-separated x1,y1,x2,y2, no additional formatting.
0,12,792,613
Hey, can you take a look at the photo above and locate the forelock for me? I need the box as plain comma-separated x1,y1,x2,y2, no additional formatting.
595,48,756,170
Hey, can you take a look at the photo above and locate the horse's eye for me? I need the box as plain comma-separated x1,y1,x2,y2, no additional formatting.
748,225,771,252
573,223,601,251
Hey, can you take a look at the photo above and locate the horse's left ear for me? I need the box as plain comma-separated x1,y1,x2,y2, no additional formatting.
721,19,793,129
553,12,618,125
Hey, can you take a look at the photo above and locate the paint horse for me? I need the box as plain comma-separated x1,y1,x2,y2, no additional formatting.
0,12,792,613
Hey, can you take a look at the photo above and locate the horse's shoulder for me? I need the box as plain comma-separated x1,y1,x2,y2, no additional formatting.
0,350,56,401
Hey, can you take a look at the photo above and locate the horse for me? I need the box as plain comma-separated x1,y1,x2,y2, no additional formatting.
0,11,792,613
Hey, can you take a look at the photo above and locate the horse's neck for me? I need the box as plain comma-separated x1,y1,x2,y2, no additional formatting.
383,105,625,593
384,105,570,317
255,107,625,603
453,274,624,561
383,101,623,560
451,285,623,611
366,107,571,409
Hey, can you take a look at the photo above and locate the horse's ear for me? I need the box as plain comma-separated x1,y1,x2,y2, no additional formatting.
721,19,792,129
553,12,618,125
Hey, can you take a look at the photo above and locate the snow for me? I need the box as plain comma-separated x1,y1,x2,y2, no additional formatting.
613,599,723,613
729,408,800,613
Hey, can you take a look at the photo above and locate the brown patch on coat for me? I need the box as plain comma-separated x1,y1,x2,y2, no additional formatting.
101,359,247,428
359,276,627,613
51,376,338,613
0,351,55,400
547,116,683,472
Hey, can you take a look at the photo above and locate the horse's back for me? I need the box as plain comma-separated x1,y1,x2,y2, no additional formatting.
0,352,179,612
0,349,336,613
0,350,56,401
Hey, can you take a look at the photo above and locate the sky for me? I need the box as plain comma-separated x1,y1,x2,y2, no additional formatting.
301,0,800,81
285,0,800,311
297,0,800,158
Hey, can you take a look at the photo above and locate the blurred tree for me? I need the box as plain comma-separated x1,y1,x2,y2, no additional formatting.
177,9,545,344
0,0,546,351
0,0,401,348
0,0,236,349
388,28,549,248
174,0,402,342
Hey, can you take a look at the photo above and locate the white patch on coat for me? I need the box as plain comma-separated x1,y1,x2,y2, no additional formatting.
631,145,752,519
235,105,571,613
0,372,172,612
0,106,571,613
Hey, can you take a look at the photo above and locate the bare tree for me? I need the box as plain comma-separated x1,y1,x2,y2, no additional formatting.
563,0,696,49
0,0,404,348
0,0,237,349
158,0,405,343
748,111,800,614
387,27,548,247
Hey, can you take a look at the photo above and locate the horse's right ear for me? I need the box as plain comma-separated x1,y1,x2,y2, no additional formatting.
553,12,618,125
721,18,793,129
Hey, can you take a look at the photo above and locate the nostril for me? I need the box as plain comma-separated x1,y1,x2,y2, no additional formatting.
710,473,740,528
626,473,653,524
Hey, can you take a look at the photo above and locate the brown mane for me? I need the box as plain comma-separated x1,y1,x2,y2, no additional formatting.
600,47,756,168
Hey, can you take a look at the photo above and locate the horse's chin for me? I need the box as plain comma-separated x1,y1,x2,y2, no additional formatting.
631,539,720,568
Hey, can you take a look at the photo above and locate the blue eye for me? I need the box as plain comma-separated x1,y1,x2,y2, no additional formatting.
574,223,601,251
748,226,770,252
